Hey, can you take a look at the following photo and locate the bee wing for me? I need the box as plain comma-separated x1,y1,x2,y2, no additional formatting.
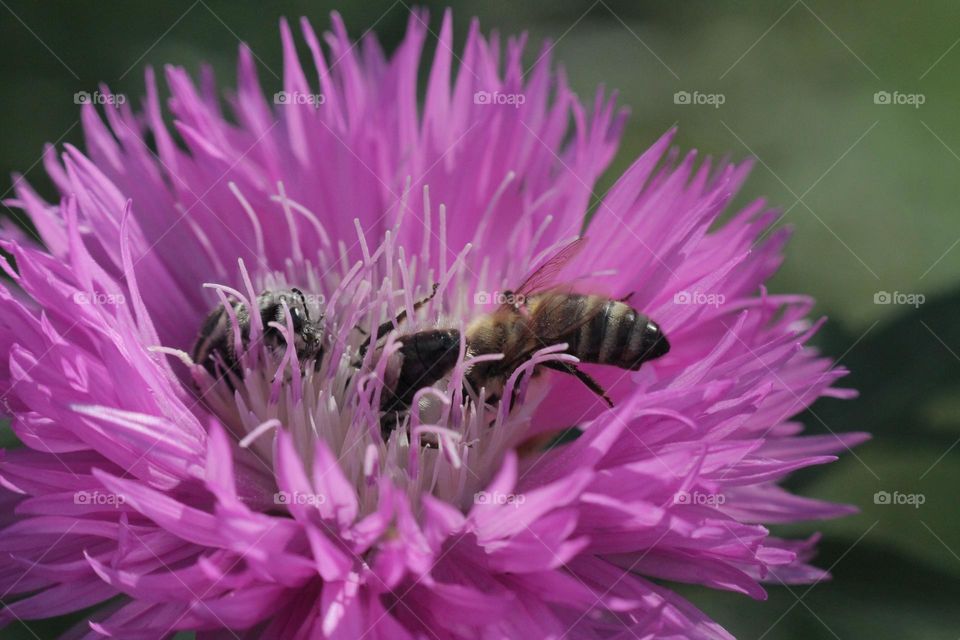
529,292,604,343
512,237,587,300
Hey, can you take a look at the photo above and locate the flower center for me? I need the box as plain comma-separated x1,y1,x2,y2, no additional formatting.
188,225,555,516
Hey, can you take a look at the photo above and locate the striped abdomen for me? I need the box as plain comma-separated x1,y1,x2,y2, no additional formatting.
542,294,670,370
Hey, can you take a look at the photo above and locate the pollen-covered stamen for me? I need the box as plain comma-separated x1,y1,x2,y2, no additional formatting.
266,304,302,405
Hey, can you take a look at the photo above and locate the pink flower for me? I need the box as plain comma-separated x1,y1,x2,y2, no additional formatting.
0,9,865,639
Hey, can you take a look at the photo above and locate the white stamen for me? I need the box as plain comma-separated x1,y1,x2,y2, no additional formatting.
148,346,194,367
227,182,267,258
239,419,282,448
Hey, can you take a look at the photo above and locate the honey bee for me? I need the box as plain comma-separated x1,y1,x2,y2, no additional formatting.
464,237,670,408
192,288,324,382
374,238,670,441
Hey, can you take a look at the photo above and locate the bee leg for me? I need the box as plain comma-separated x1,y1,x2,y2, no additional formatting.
388,282,440,328
617,292,634,303
541,361,614,408
359,283,440,357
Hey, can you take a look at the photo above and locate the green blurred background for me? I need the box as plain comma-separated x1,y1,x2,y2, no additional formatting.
2,1,959,638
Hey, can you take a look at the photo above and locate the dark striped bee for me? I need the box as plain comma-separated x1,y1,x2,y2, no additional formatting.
464,237,670,408
192,288,324,383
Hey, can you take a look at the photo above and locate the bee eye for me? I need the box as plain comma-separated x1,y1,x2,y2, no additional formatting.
290,307,305,329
